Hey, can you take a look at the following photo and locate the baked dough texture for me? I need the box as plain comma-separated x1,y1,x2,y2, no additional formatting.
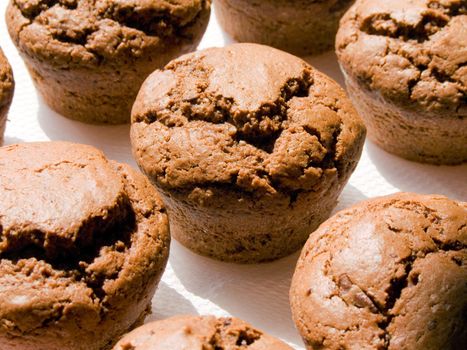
6,0,211,123
215,0,355,56
0,48,14,144
290,192,467,349
0,142,170,350
113,315,293,350
336,0,467,164
131,43,366,263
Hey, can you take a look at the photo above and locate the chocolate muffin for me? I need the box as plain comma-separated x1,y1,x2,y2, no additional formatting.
0,48,14,144
290,193,467,349
6,0,211,124
113,315,293,349
336,0,467,164
131,43,366,263
215,0,355,56
0,142,170,350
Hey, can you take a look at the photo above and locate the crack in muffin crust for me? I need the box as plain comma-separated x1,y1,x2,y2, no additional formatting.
132,44,365,195
6,0,212,124
113,315,292,349
9,0,210,66
0,142,170,350
136,69,314,152
337,0,467,116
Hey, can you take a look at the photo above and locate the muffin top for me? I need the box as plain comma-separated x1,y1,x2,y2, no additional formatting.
290,192,467,350
0,142,169,342
131,43,366,197
336,0,467,117
6,0,210,68
0,48,14,111
113,315,293,349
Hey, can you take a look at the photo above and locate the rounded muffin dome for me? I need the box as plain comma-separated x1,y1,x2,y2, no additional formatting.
113,315,293,349
290,192,467,349
7,0,210,68
336,0,467,164
132,43,365,194
131,43,366,263
0,142,170,350
337,0,466,115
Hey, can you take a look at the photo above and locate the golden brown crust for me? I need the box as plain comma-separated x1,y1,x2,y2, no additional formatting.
336,0,467,117
113,315,293,350
290,192,467,350
132,43,366,194
336,0,467,164
0,142,170,350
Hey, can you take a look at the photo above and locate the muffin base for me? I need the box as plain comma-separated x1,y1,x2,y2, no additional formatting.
159,176,343,263
215,0,354,56
24,43,202,124
345,74,467,165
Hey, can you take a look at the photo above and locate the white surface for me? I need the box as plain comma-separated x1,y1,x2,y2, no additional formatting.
1,3,466,349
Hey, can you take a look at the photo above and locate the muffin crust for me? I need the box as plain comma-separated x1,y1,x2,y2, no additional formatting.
132,43,365,196
0,142,170,350
8,0,210,68
337,0,466,114
290,193,467,349
336,0,467,164
131,43,366,262
113,315,293,349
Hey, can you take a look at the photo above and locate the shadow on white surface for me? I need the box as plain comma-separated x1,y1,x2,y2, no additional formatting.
367,140,467,201
170,240,303,347
219,29,235,47
3,135,25,145
334,184,369,212
198,4,233,50
304,51,345,88
36,99,136,166
147,282,199,322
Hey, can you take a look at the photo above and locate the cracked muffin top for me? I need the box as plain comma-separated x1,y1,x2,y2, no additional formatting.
290,192,467,350
0,142,170,349
6,0,211,68
113,315,293,349
336,0,467,117
0,48,14,112
131,43,366,196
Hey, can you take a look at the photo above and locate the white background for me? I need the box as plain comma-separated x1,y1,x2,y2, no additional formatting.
1,3,466,348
